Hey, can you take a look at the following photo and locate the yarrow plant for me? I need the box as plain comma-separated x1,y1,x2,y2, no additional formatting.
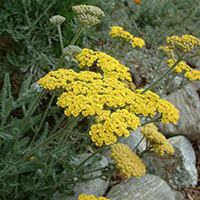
1,3,200,200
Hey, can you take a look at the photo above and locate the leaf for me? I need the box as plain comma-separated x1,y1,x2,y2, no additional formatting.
19,74,33,97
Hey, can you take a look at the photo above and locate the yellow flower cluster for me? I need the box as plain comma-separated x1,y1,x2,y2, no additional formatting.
109,26,133,41
131,37,146,49
109,26,145,49
127,89,160,118
76,48,132,81
38,69,179,146
78,194,109,200
158,46,175,59
111,143,146,178
166,35,200,54
140,124,174,156
157,99,179,124
167,59,200,81
72,5,104,26
90,109,141,146
126,89,179,124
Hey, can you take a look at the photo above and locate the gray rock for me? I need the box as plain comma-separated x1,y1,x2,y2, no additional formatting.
187,57,200,68
173,190,185,200
106,174,175,200
158,86,200,141
120,128,146,153
143,136,198,189
53,154,109,200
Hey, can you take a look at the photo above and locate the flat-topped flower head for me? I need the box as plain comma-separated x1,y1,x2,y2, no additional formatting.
131,37,145,48
141,123,174,156
109,26,145,48
77,14,100,26
111,143,146,178
76,48,132,81
158,46,175,59
90,109,141,146
166,35,200,54
63,45,82,57
78,194,109,200
167,59,200,82
50,15,65,26
72,4,104,26
72,5,105,18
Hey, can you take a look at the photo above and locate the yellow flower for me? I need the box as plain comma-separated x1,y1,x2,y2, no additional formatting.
166,35,200,54
131,37,145,48
29,156,35,161
78,194,110,200
141,124,174,156
109,26,145,48
158,46,174,59
166,59,200,82
111,143,146,178
90,109,140,146
76,48,132,81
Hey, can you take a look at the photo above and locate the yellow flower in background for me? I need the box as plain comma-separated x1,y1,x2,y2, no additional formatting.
166,59,200,82
109,26,145,48
78,194,110,200
29,156,35,161
131,37,145,49
158,46,175,59
76,48,132,81
111,143,146,178
166,35,200,54
141,124,174,156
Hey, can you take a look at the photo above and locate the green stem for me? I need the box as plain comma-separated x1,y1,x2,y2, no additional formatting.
160,73,177,97
49,113,65,137
141,57,183,94
140,116,162,126
70,25,85,46
32,0,56,27
132,136,145,152
55,54,65,70
151,56,165,83
107,40,117,55
183,53,199,61
16,117,77,164
75,145,107,170
57,25,64,53
63,56,73,69
30,93,56,145
20,89,45,134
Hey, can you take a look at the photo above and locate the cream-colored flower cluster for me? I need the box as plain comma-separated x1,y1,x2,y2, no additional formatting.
76,48,132,81
63,45,82,57
111,143,146,178
166,35,200,54
90,109,141,146
50,15,65,26
141,124,174,156
109,26,145,49
78,194,109,200
167,59,200,82
72,5,104,26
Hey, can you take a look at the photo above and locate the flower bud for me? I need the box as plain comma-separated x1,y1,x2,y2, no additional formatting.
50,15,65,26
63,45,82,56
